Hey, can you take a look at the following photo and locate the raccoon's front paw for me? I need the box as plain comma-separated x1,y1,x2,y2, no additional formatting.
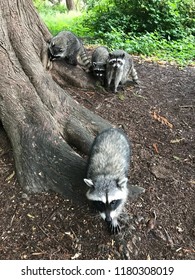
110,223,121,234
108,219,121,234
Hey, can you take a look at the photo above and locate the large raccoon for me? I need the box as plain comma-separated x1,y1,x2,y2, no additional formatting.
48,30,91,69
91,46,109,85
106,49,139,93
84,128,131,234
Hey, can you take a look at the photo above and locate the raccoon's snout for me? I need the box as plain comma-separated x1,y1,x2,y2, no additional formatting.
105,214,112,223
100,211,113,224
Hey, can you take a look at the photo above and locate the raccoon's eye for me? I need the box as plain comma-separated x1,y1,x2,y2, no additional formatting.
119,61,124,66
110,200,117,205
110,199,122,210
93,201,105,212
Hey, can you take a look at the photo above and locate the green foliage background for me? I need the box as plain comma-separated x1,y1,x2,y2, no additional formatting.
33,0,195,65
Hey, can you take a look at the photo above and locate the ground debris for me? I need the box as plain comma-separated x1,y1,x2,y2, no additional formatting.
146,210,157,233
0,59,194,260
150,111,173,129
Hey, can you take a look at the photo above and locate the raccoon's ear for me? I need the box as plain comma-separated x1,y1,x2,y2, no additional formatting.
84,178,94,187
121,53,125,58
117,177,128,189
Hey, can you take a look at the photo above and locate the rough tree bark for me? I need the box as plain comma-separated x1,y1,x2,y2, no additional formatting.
0,0,111,203
65,0,76,11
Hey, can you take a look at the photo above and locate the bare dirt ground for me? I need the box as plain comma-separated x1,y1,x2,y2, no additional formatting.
0,58,194,260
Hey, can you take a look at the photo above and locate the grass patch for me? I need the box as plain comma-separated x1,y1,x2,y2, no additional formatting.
88,30,195,66
39,11,92,37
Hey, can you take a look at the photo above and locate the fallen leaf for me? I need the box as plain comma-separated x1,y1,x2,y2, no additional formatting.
163,227,174,248
152,143,159,153
32,252,45,256
151,111,173,129
170,138,185,143
118,93,125,101
176,227,184,233
188,180,195,185
71,252,81,260
183,248,195,254
146,210,157,233
176,224,184,233
27,214,35,219
153,229,167,241
173,155,182,161
5,171,15,182
147,254,151,260
133,92,148,99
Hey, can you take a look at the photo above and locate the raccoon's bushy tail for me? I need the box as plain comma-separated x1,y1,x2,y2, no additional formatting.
131,66,139,82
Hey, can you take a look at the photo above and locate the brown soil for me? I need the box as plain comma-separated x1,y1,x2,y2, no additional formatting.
0,58,194,260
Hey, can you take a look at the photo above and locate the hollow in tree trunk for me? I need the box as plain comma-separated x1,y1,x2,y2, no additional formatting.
0,0,111,203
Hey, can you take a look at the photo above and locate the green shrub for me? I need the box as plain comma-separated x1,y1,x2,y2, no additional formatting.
33,0,195,66
33,0,67,15
82,0,195,40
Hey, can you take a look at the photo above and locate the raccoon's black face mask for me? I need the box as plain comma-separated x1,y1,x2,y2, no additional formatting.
93,199,122,214
93,62,106,77
93,199,123,224
49,43,65,58
108,53,125,68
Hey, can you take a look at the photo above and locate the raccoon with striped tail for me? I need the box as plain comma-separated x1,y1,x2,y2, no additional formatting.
106,49,139,93
84,128,131,234
47,30,91,70
91,46,109,86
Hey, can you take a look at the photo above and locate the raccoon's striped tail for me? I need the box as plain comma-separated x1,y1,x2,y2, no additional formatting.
77,46,92,71
130,64,139,84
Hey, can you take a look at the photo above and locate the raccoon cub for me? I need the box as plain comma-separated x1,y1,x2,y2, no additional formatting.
48,30,91,70
106,50,139,93
84,128,131,234
91,46,109,85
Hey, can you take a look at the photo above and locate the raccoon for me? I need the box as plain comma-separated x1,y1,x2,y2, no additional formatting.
84,128,131,234
106,49,139,93
48,30,91,69
91,46,109,85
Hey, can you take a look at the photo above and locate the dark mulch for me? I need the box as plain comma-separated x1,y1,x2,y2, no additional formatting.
0,58,194,260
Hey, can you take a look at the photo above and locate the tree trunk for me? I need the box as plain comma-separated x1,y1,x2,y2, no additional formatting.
0,0,111,203
66,0,75,11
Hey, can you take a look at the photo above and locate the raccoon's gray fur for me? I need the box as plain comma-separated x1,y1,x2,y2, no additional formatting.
84,128,131,234
106,49,139,93
91,46,109,85
48,31,91,69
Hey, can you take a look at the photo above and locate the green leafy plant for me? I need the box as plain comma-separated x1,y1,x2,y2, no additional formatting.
33,0,195,66
82,0,195,40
